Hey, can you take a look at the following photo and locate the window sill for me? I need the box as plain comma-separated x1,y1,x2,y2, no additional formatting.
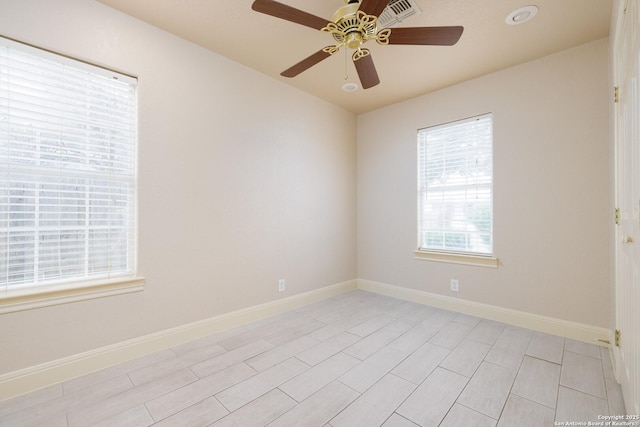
414,250,499,268
0,277,145,315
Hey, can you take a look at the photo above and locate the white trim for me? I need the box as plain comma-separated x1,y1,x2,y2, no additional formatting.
414,250,499,268
0,277,611,402
0,277,146,315
0,279,357,401
357,279,610,345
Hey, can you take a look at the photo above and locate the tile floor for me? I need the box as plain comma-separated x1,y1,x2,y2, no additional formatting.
0,290,629,427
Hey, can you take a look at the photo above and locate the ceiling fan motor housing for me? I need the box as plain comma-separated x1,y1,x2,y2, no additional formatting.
330,2,377,49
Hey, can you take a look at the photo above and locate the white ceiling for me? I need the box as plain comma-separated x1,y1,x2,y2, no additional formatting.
96,0,612,114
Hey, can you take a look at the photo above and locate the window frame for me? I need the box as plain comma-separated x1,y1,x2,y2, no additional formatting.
415,113,498,268
0,36,144,313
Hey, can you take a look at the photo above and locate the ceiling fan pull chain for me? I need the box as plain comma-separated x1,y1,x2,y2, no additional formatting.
344,47,349,80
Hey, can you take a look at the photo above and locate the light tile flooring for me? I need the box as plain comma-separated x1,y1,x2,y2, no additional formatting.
0,290,629,427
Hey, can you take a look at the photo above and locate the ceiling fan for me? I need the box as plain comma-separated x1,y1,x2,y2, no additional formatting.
251,0,464,89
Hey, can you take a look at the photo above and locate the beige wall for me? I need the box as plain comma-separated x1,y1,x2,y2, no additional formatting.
357,38,611,328
0,0,357,374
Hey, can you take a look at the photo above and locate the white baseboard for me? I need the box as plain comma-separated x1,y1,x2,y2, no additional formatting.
357,279,611,346
1,278,610,402
0,279,357,401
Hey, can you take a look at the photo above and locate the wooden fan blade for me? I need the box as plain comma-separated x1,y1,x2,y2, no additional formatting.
252,0,330,30
388,26,464,46
358,0,391,17
281,49,332,78
353,52,380,89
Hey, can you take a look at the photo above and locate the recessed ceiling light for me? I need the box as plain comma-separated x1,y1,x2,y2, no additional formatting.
342,82,359,92
506,5,538,25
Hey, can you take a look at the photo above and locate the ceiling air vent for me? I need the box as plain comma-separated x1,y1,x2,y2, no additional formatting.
377,0,423,29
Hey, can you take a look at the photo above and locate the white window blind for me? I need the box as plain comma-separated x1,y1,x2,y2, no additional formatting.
418,114,493,255
0,37,137,293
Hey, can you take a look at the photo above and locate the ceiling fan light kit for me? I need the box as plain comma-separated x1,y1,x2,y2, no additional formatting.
251,0,464,89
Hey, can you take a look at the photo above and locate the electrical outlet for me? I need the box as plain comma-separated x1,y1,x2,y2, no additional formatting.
450,279,459,292
278,279,285,293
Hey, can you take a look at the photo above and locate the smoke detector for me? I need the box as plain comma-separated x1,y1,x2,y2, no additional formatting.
506,5,539,25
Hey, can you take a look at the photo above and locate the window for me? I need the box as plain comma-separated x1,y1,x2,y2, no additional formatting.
416,113,496,266
0,36,140,300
